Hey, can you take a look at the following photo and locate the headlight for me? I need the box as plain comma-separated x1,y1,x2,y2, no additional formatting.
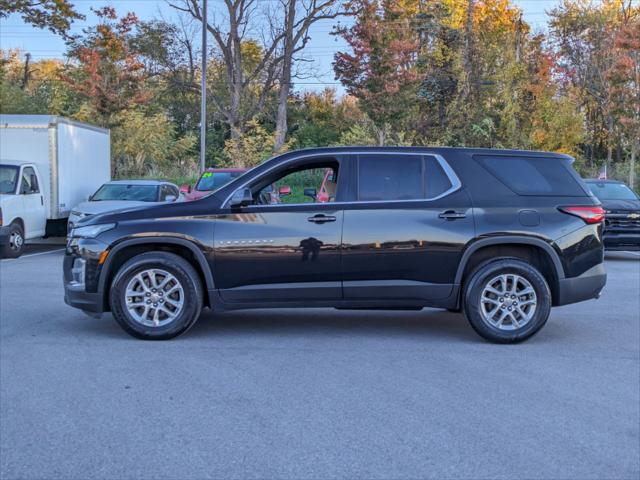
70,210,88,219
71,223,116,238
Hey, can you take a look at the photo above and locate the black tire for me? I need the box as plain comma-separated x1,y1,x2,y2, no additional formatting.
109,252,203,340
463,258,551,343
1,222,25,259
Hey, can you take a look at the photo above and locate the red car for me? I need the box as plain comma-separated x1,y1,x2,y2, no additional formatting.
180,168,247,201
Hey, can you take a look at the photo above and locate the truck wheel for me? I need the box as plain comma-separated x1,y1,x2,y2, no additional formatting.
1,222,25,258
463,258,551,343
109,252,203,340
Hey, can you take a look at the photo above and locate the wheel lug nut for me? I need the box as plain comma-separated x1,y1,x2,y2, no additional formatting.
508,307,512,311
153,303,157,307
501,305,506,309
146,292,150,296
499,298,504,302
146,300,151,304
152,288,156,293
159,299,164,303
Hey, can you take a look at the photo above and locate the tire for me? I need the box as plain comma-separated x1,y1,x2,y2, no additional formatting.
463,258,551,343
109,252,204,340
1,222,25,259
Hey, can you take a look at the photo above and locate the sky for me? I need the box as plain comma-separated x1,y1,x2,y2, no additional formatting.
0,0,562,92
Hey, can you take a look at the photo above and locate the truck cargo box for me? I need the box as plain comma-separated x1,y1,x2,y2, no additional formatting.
0,115,111,219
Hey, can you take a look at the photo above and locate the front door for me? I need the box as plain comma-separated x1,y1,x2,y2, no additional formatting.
19,166,46,238
214,158,346,304
341,153,474,302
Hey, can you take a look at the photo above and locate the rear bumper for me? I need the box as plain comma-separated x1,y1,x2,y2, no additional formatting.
557,263,607,306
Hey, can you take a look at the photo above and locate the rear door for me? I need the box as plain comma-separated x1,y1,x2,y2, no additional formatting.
341,153,474,302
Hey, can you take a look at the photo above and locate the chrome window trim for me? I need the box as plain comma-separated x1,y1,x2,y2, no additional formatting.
222,151,462,208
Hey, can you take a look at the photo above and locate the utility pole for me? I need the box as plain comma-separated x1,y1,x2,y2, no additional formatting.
200,0,208,172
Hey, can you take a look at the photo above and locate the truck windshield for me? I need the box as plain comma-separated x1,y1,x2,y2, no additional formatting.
196,171,245,192
92,184,159,202
587,182,638,201
0,165,19,194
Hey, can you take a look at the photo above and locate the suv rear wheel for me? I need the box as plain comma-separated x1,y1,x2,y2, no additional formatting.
110,252,203,340
463,258,551,343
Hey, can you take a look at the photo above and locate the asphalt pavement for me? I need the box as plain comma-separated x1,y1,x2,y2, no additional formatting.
1,249,639,480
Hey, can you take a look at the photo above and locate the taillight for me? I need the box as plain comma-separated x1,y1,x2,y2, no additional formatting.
558,206,605,224
0,207,3,226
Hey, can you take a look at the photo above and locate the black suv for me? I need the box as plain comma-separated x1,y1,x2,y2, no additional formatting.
64,147,607,343
584,179,640,251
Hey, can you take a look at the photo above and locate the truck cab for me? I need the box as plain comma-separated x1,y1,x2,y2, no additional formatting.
0,162,47,257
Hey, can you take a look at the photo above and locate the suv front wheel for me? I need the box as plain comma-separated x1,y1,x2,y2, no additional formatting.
463,258,551,343
110,252,203,340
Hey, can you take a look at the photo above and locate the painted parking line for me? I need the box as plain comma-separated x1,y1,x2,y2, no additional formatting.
1,248,66,262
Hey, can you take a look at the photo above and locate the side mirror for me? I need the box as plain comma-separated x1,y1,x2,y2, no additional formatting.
304,188,317,201
179,184,192,194
229,188,253,208
165,195,177,202
278,185,291,196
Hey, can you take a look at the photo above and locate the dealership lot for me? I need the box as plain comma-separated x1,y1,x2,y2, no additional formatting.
1,250,638,479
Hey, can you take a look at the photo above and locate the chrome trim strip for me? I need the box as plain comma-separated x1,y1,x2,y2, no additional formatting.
222,151,462,208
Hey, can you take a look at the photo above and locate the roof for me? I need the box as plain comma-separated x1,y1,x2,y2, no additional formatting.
105,179,176,187
0,114,109,134
267,146,574,161
584,179,624,183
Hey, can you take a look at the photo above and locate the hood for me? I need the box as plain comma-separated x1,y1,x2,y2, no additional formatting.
81,194,223,226
600,198,640,212
73,200,155,216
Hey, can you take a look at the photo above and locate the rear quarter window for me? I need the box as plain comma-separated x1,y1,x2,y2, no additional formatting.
474,155,586,196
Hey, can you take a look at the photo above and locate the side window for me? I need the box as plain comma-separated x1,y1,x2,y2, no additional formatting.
159,185,176,201
253,161,339,205
475,155,585,196
358,154,422,201
21,167,39,194
425,156,452,198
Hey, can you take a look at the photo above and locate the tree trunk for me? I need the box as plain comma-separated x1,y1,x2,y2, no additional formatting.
274,0,296,154
630,141,637,190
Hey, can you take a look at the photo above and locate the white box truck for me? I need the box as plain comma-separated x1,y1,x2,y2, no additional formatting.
0,115,111,257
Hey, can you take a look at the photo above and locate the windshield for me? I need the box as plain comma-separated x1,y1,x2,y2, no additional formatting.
196,171,245,192
587,182,638,201
92,184,159,202
0,165,19,194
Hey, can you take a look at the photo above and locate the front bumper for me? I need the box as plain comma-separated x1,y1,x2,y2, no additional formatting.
603,231,640,251
557,263,607,306
63,238,110,314
0,225,10,246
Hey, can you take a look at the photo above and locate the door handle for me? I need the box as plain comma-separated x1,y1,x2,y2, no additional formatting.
438,210,466,220
307,214,336,224
40,195,43,205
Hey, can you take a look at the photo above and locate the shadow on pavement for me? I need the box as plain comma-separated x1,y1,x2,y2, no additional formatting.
71,307,481,343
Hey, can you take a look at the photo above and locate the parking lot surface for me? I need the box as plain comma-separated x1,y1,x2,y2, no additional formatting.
1,249,639,480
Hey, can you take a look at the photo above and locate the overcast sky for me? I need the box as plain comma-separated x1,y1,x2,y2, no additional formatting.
0,0,561,92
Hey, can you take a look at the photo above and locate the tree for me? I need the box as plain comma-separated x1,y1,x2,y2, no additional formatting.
272,0,346,152
0,0,83,38
64,7,151,126
334,0,420,145
608,17,640,188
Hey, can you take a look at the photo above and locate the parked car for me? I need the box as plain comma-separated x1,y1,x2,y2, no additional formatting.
64,147,606,343
584,179,640,251
67,180,180,232
0,115,110,258
181,168,247,201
